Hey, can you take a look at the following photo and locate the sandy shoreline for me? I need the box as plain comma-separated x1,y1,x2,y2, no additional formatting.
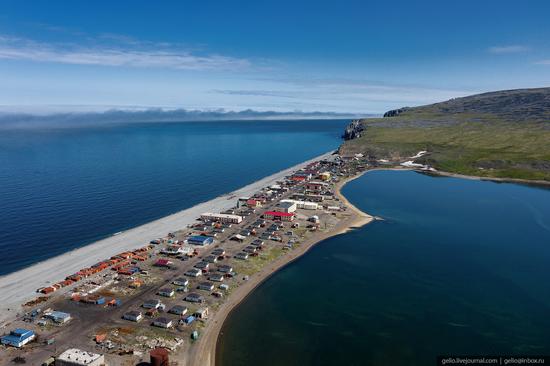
185,171,374,366
423,170,550,187
0,151,336,327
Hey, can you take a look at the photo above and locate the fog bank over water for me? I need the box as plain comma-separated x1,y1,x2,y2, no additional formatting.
0,108,368,129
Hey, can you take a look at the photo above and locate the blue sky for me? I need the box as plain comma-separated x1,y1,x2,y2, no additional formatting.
0,0,549,114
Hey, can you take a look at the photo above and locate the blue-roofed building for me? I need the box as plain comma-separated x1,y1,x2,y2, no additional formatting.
1,328,36,348
187,235,214,246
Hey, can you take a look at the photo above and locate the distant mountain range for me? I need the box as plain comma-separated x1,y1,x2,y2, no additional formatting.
341,87,550,182
0,108,369,129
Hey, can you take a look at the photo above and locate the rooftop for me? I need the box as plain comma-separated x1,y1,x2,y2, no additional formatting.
56,348,103,364
264,211,295,217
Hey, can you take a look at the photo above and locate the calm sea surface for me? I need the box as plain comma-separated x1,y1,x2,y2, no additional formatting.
0,120,347,275
218,170,550,366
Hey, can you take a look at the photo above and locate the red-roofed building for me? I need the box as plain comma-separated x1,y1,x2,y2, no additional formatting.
247,199,262,207
154,259,172,267
263,211,295,222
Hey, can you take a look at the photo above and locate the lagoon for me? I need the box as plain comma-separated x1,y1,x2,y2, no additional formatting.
218,170,550,366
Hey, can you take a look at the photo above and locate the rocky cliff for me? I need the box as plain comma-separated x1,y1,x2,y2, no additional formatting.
342,119,365,140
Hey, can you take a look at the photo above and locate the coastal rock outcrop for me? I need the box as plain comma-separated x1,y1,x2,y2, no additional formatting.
342,119,365,140
383,107,410,117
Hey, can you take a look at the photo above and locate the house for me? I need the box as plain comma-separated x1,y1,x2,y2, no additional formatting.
173,278,189,286
319,172,331,181
154,259,172,267
142,299,161,309
290,175,306,182
246,199,262,208
1,329,35,348
304,194,324,202
243,246,257,253
200,213,243,224
194,307,209,319
305,181,329,191
217,264,233,273
277,201,297,213
45,311,71,324
153,317,173,329
230,234,246,242
168,305,188,316
55,348,105,366
186,235,214,246
211,248,225,256
208,274,224,282
251,239,265,246
204,255,218,263
197,282,214,291
158,288,175,297
161,245,193,256
185,268,202,277
235,252,249,260
184,293,204,303
123,311,143,322
263,211,295,222
194,261,209,270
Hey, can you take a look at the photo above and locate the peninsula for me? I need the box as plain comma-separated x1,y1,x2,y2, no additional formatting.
0,149,374,366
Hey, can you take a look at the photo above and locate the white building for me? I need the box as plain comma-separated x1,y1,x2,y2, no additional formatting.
56,348,105,366
123,311,143,322
200,212,243,224
280,199,318,210
277,201,297,213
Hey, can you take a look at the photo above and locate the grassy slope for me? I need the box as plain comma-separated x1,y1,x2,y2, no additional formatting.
340,88,550,181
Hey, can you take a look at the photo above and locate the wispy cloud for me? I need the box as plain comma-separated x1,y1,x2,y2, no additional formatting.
211,79,475,114
488,45,529,54
0,35,251,70
212,89,298,98
534,59,550,65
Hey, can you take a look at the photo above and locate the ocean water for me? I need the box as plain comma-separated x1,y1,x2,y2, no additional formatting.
0,120,347,275
217,170,550,366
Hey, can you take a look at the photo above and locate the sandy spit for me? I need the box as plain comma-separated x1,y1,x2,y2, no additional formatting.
184,171,373,366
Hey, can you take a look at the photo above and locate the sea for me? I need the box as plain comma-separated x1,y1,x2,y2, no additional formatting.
217,170,550,366
0,120,348,276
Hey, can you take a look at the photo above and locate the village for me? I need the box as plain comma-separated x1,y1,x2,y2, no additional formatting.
0,154,369,366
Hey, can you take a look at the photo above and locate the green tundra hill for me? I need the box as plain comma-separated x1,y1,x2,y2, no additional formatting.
340,87,550,181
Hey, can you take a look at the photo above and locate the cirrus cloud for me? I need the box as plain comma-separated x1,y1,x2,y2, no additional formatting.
0,34,251,71
488,45,529,54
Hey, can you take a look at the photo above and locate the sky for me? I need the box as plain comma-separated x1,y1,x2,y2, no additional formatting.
0,0,549,115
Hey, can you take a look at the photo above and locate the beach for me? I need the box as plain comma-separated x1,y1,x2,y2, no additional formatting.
0,151,336,327
185,171,374,366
